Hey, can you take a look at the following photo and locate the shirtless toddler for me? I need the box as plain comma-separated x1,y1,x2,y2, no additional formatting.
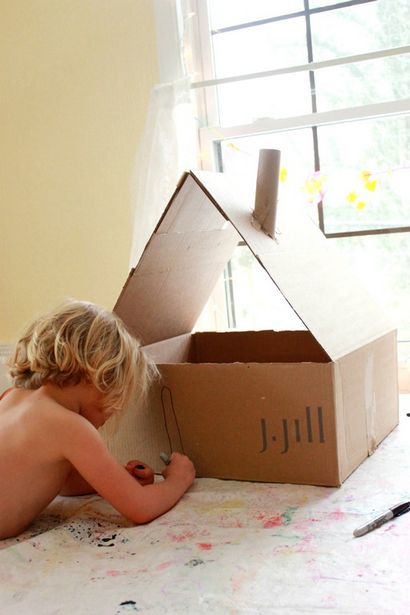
0,300,195,539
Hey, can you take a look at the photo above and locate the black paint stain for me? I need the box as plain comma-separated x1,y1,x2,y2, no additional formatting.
185,558,205,567
97,532,118,547
118,600,139,611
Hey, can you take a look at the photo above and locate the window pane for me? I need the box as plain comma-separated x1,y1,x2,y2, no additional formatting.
219,130,315,203
228,245,305,331
317,116,410,232
311,0,410,61
333,234,410,343
215,72,311,126
315,54,410,112
211,17,307,78
208,0,304,31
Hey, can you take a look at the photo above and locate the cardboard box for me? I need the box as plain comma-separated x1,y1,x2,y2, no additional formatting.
114,169,399,486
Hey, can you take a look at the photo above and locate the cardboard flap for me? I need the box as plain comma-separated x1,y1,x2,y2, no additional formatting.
191,171,395,360
114,173,240,344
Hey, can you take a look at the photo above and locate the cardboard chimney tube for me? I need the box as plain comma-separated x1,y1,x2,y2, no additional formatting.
253,149,281,238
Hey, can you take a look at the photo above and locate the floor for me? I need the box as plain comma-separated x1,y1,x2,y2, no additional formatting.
1,396,410,615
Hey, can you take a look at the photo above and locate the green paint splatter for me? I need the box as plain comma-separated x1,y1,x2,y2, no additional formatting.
281,506,298,525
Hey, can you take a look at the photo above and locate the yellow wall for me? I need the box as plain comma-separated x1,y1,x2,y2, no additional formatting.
0,0,159,342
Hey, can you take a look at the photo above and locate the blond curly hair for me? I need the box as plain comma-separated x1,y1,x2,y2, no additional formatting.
8,300,157,413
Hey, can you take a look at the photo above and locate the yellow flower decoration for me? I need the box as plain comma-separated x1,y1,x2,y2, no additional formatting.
360,170,371,180
303,172,326,205
360,169,377,192
364,178,377,192
343,170,377,210
226,142,241,152
279,167,287,183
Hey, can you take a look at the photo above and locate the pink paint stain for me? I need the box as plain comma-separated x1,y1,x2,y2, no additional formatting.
327,511,345,521
169,531,196,543
294,536,313,553
156,561,172,571
256,512,284,528
218,518,244,529
262,516,283,528
198,543,212,551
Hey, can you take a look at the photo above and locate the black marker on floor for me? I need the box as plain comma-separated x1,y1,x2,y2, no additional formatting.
353,501,410,537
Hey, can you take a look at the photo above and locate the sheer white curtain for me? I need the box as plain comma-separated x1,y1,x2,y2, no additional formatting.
103,78,197,459
129,77,197,266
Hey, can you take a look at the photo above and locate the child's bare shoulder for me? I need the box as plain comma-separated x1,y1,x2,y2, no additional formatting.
4,390,97,442
36,398,98,438
29,397,103,463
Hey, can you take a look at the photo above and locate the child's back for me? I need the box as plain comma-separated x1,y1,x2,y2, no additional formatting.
0,387,75,537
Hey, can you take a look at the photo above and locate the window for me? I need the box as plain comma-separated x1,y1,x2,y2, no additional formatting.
182,0,410,362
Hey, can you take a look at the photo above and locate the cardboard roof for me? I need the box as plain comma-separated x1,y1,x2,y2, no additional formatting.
115,170,395,360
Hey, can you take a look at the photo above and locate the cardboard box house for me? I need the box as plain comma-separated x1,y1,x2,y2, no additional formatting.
114,152,398,487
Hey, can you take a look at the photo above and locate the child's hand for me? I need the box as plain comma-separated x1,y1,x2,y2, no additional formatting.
125,460,155,486
161,452,195,489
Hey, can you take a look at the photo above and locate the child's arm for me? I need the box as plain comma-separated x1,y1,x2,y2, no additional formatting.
61,460,155,496
60,467,96,496
60,413,195,523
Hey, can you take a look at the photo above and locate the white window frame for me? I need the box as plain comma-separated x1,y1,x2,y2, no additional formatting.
187,0,410,237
